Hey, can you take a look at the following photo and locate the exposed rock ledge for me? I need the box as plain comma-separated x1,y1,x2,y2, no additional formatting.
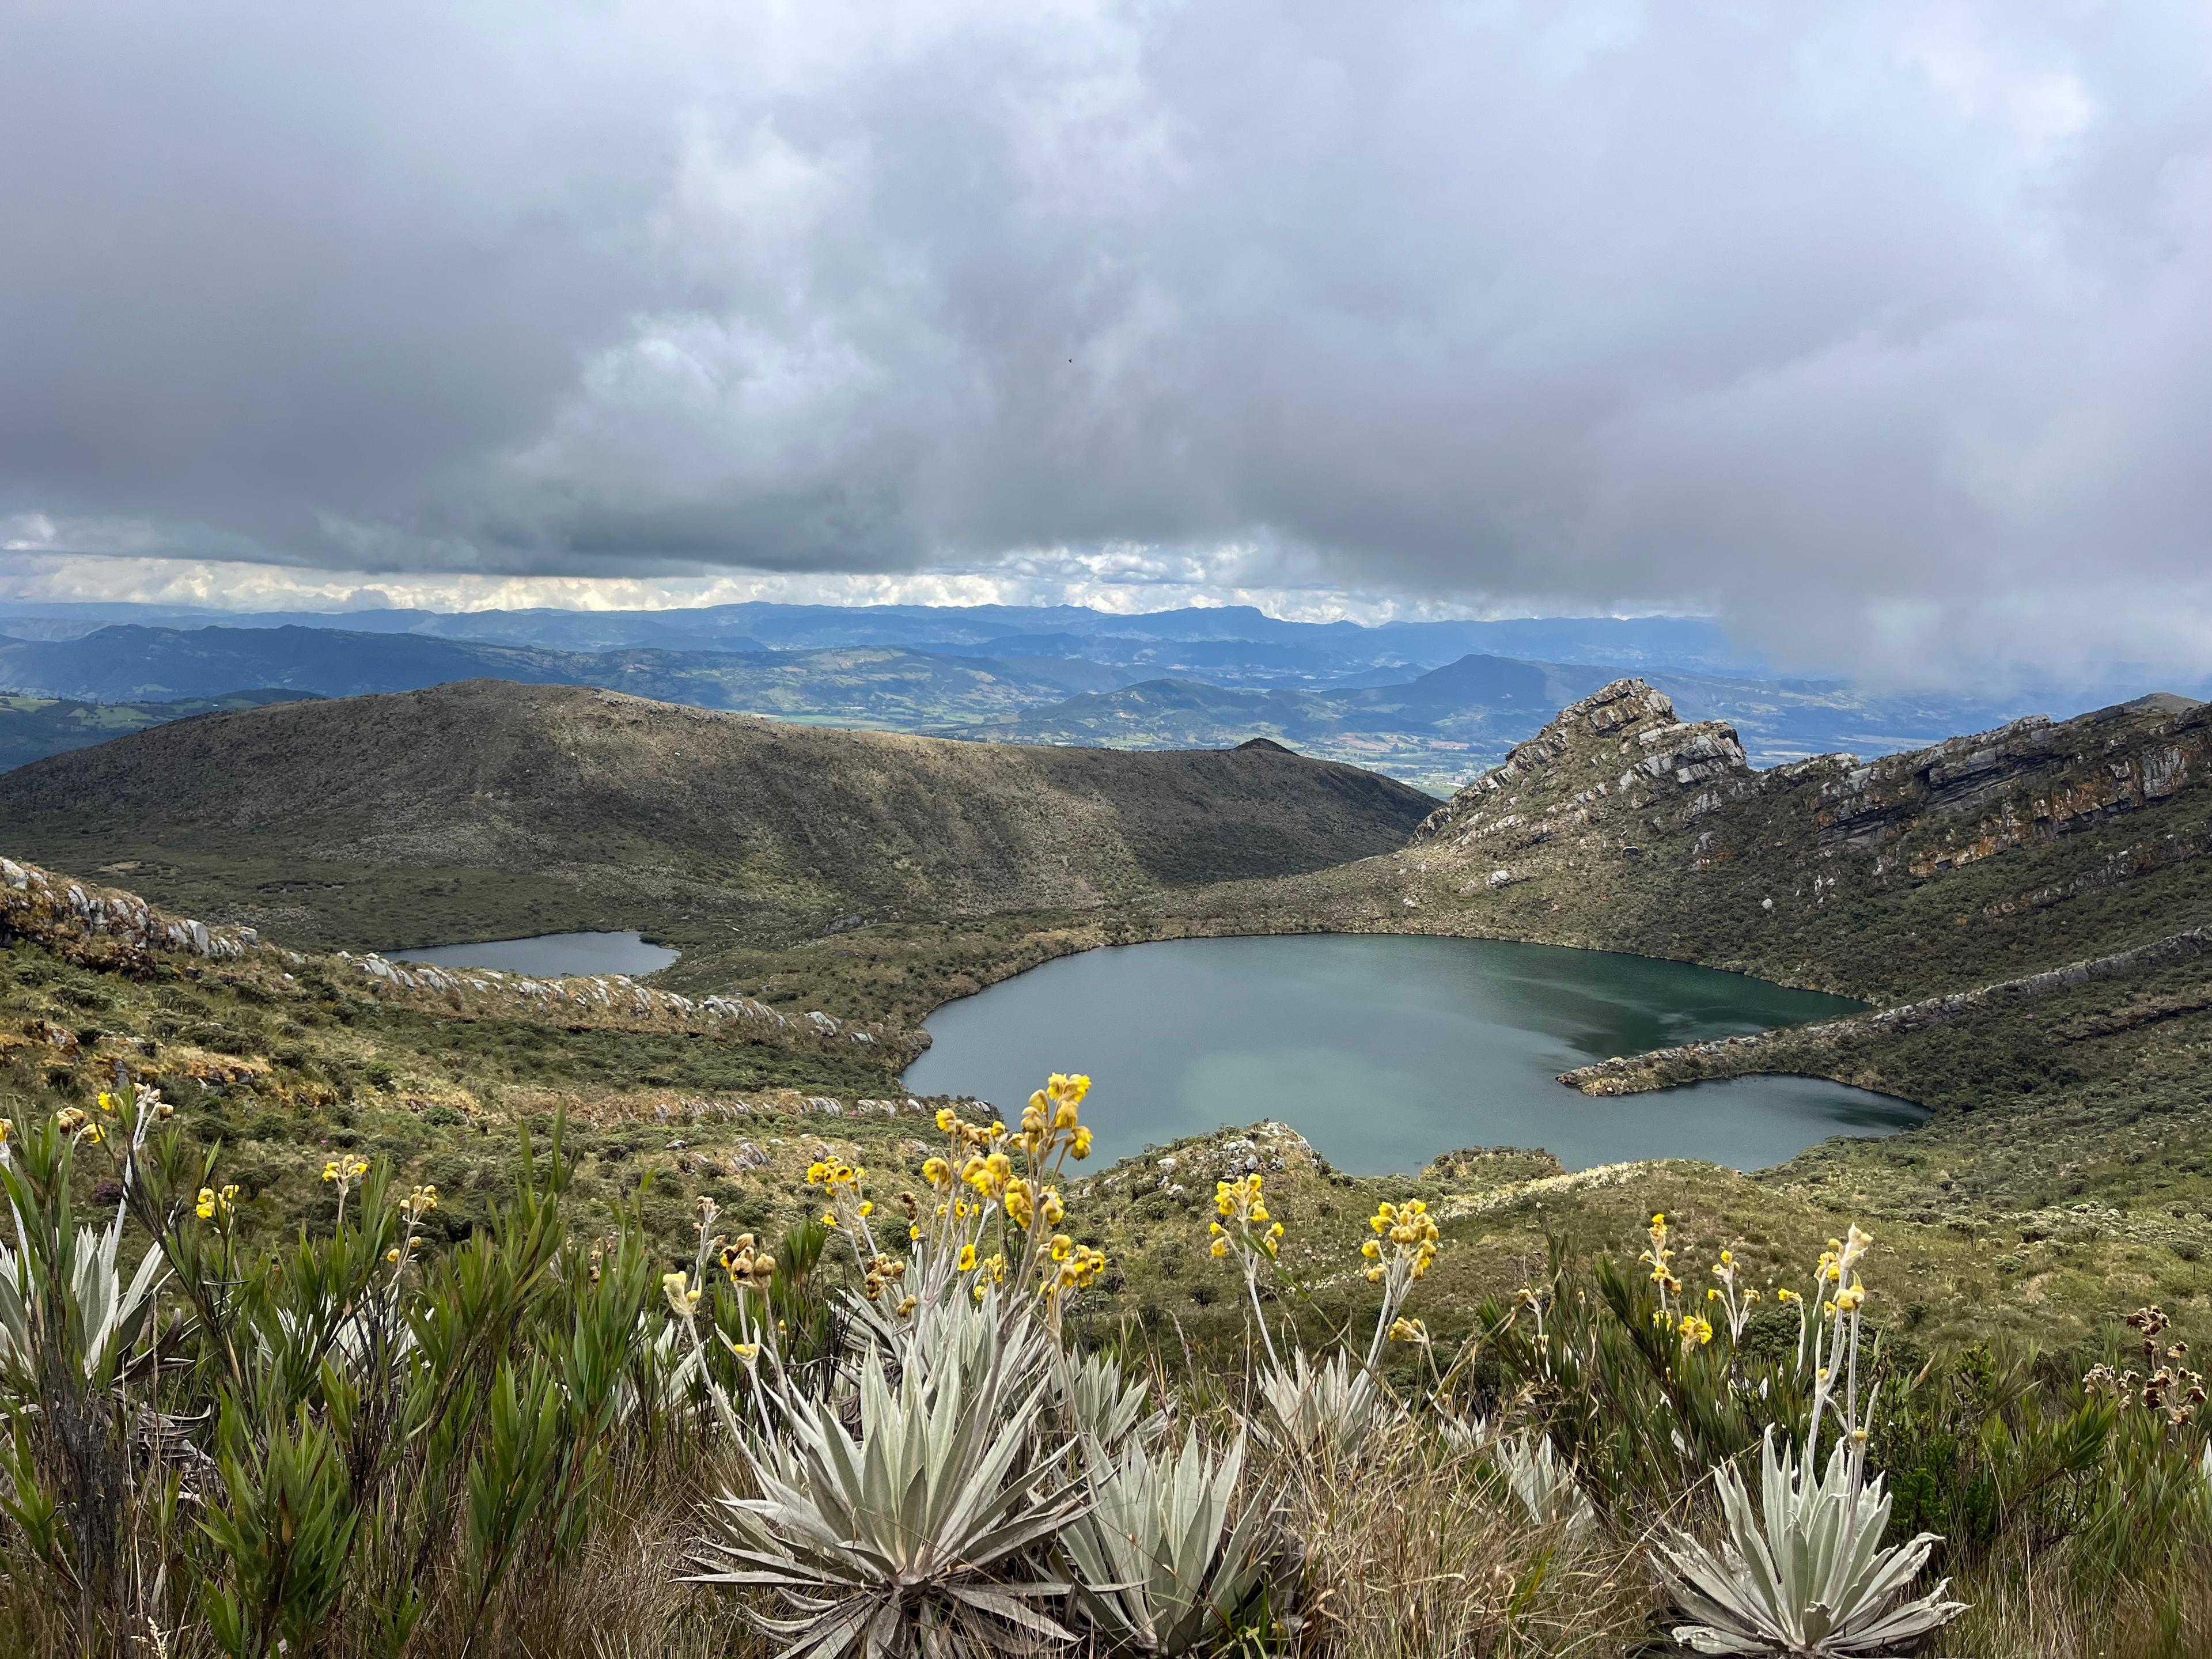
1558,920,2212,1097
1,850,908,1055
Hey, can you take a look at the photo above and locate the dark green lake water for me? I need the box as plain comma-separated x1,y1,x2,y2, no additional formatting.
902,934,1925,1176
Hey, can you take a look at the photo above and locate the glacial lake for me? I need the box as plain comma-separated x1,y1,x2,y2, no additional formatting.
386,930,679,978
902,934,1925,1176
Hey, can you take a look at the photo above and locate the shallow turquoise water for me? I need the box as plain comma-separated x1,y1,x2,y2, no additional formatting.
387,930,678,977
902,934,1924,1176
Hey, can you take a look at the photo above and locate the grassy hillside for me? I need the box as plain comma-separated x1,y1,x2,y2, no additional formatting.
0,688,315,771
8,620,2099,797
0,681,1434,1010
5,669,2210,1656
1142,681,2212,998
10,673,2211,1293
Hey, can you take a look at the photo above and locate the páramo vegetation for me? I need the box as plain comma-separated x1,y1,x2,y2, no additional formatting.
2,1073,2207,1658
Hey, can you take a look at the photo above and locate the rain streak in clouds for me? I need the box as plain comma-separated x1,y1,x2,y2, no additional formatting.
3,1,2210,681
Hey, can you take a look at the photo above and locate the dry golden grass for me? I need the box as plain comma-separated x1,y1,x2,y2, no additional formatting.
1261,1421,1656,1659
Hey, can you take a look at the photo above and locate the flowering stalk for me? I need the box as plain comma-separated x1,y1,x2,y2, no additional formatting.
809,1073,1103,1340
321,1153,371,1232
2084,1306,2207,1427
1640,1213,1683,1324
1792,1224,1874,1469
1211,1173,1288,1369
1359,1198,1440,1369
1705,1247,1760,1344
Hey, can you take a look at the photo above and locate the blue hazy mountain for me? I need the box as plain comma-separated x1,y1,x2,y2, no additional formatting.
2,606,2192,794
0,600,1764,677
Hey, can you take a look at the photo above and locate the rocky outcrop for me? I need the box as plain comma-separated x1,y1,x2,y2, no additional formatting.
1415,684,2210,894
1412,680,1753,862
1369,679,2212,1003
1809,695,2209,872
1,854,257,963
1557,919,2212,1097
2,849,916,1059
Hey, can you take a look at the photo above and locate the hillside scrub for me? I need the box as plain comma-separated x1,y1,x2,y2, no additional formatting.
0,681,1435,971
2,1073,2205,1658
6,658,2212,1656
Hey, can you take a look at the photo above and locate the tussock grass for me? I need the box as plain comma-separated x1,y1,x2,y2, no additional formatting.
1267,1421,1652,1659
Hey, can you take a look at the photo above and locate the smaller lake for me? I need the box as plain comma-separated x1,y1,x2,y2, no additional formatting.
903,934,1925,1176
386,930,679,978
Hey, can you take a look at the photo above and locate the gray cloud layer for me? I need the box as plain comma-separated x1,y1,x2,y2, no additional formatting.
4,1,2209,676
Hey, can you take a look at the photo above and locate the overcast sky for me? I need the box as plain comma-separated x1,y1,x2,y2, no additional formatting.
3,1,2209,682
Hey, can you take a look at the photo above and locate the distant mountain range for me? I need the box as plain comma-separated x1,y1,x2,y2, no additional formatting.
0,601,2192,791
946,658,2080,791
0,599,1767,680
0,622,1135,732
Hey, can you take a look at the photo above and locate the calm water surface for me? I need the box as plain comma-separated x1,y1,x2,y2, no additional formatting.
903,934,1924,1175
387,931,678,977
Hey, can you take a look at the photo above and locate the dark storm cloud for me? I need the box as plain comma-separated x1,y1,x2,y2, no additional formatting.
4,1,2210,675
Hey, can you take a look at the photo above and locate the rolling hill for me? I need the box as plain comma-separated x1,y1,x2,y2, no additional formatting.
5,617,2143,797
0,680,1434,1000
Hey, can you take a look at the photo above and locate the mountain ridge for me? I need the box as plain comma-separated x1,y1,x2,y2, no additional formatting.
1142,677,2212,1007
0,679,1436,1005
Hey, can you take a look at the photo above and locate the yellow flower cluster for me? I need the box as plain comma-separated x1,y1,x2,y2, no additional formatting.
1706,1244,1761,1340
861,1252,908,1302
1208,1172,1287,1261
806,1157,866,1193
1640,1213,1682,1304
961,1150,1014,1200
56,1107,100,1143
934,1106,999,1147
662,1270,703,1319
195,1184,240,1221
1018,1073,1095,1160
1810,1225,1875,1321
322,1153,370,1188
1048,1236,1106,1294
1679,1313,1714,1350
1360,1198,1438,1284
1004,1179,1065,1233
881,1074,1111,1323
718,1233,777,1290
402,1183,439,1220
967,1250,1009,1301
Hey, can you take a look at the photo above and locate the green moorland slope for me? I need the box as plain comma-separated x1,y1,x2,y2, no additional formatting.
0,842,2175,1366
3,672,2210,1357
6,681,2212,1656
